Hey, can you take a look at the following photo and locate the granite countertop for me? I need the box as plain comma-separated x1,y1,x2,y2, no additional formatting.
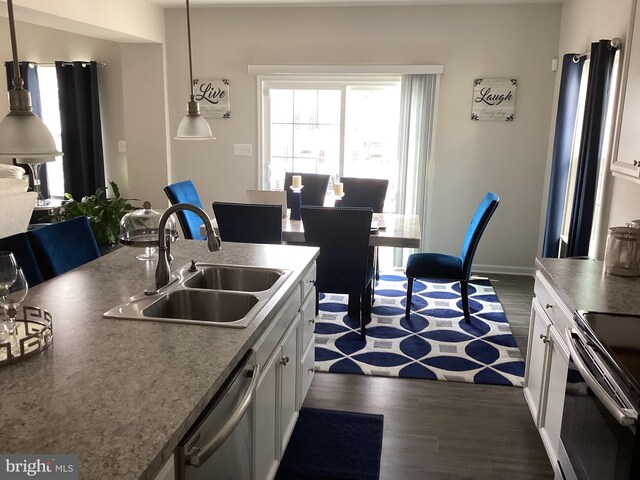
536,257,640,315
0,240,319,479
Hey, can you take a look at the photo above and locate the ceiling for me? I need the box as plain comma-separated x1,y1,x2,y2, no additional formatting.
147,0,562,7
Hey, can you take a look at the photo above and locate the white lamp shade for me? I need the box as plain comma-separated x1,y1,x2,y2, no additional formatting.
0,112,61,158
175,114,213,140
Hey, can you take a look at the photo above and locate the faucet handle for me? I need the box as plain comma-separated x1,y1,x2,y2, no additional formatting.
189,260,198,272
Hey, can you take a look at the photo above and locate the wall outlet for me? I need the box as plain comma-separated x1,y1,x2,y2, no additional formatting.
234,144,253,156
118,140,127,153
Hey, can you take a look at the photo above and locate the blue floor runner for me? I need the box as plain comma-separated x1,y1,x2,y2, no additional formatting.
315,274,525,387
275,407,384,480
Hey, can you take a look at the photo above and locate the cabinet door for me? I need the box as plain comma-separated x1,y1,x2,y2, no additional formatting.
539,324,569,467
254,352,279,480
523,298,552,426
279,317,299,456
612,0,640,179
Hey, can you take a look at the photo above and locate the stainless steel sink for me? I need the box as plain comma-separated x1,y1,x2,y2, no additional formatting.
183,265,285,292
143,290,260,324
103,262,292,328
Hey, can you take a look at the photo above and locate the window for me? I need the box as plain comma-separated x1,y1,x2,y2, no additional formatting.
260,76,401,211
37,65,64,198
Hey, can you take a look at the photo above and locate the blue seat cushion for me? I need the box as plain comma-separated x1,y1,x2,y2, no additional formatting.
0,232,44,287
27,217,100,280
406,253,463,280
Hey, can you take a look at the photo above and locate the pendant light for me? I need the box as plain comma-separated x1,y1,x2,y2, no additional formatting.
0,0,61,157
175,0,213,140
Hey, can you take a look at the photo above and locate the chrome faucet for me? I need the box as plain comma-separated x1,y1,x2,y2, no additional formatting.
155,203,221,290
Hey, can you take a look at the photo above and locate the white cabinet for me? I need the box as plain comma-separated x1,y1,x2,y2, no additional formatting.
279,318,299,453
253,262,317,480
539,325,569,462
524,271,572,477
612,0,640,180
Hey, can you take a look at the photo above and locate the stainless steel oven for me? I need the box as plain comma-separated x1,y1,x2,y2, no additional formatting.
558,312,640,480
176,349,259,480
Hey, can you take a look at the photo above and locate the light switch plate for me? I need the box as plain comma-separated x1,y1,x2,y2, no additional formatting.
118,140,127,153
234,144,253,156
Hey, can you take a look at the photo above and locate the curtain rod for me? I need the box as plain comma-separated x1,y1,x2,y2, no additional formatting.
573,37,621,63
2,61,107,67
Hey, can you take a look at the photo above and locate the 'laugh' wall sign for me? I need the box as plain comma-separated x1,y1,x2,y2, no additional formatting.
471,78,517,121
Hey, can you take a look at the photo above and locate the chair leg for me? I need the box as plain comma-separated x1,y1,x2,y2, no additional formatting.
405,276,414,319
461,279,470,323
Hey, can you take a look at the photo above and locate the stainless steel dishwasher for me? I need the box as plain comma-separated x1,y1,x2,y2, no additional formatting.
176,349,259,480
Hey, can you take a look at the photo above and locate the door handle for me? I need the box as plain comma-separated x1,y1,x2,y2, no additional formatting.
186,363,260,467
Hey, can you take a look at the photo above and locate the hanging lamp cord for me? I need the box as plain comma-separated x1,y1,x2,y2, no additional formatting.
7,0,23,89
186,0,194,100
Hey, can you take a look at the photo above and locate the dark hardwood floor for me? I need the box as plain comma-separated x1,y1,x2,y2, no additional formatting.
303,273,554,480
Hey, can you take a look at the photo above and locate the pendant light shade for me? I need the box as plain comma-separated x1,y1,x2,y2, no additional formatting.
175,99,213,140
0,0,62,158
175,0,213,141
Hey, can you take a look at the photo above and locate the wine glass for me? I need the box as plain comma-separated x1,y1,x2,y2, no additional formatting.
0,251,17,296
0,268,28,348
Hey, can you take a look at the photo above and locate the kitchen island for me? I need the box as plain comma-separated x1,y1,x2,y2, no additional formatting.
0,240,319,479
525,257,640,479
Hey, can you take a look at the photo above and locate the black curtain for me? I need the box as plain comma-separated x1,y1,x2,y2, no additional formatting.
4,60,49,197
542,54,585,257
566,40,618,257
55,61,105,199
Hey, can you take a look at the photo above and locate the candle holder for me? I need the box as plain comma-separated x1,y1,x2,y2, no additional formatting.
289,185,304,220
334,192,344,207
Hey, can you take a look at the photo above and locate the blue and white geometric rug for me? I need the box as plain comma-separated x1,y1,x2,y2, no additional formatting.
315,274,526,387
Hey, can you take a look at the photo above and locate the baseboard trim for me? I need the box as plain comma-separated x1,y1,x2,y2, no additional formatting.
472,264,535,277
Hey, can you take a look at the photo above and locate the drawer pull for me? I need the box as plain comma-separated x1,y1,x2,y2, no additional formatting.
280,356,290,366
540,333,549,344
308,368,314,374
545,303,553,309
308,318,316,325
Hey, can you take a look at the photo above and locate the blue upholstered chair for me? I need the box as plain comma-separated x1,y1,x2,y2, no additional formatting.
27,216,100,280
0,233,44,287
405,192,500,323
164,180,207,240
284,172,330,208
212,202,283,244
301,206,374,338
339,177,389,213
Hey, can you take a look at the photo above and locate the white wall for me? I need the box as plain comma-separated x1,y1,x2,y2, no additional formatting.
163,4,561,273
542,0,640,258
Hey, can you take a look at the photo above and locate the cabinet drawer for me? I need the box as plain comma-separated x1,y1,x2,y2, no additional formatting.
300,288,317,350
301,264,317,302
254,285,301,368
300,339,315,404
534,272,572,333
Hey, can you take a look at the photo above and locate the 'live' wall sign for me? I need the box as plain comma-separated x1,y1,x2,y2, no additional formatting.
193,78,230,118
471,78,517,121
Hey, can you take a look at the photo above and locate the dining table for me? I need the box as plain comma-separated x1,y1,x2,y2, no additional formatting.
202,211,422,249
283,212,421,249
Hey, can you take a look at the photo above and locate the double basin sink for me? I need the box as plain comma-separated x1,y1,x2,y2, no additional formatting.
104,262,291,328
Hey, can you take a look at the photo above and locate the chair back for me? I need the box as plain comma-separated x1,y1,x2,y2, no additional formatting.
459,192,500,279
27,216,100,280
339,177,389,213
212,202,283,244
0,232,44,287
301,206,373,295
164,180,206,240
284,172,330,208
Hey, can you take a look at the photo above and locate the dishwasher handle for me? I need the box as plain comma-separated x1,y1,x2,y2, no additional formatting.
187,363,260,467
565,329,637,427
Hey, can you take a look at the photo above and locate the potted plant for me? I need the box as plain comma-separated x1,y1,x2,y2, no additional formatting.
47,181,139,251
